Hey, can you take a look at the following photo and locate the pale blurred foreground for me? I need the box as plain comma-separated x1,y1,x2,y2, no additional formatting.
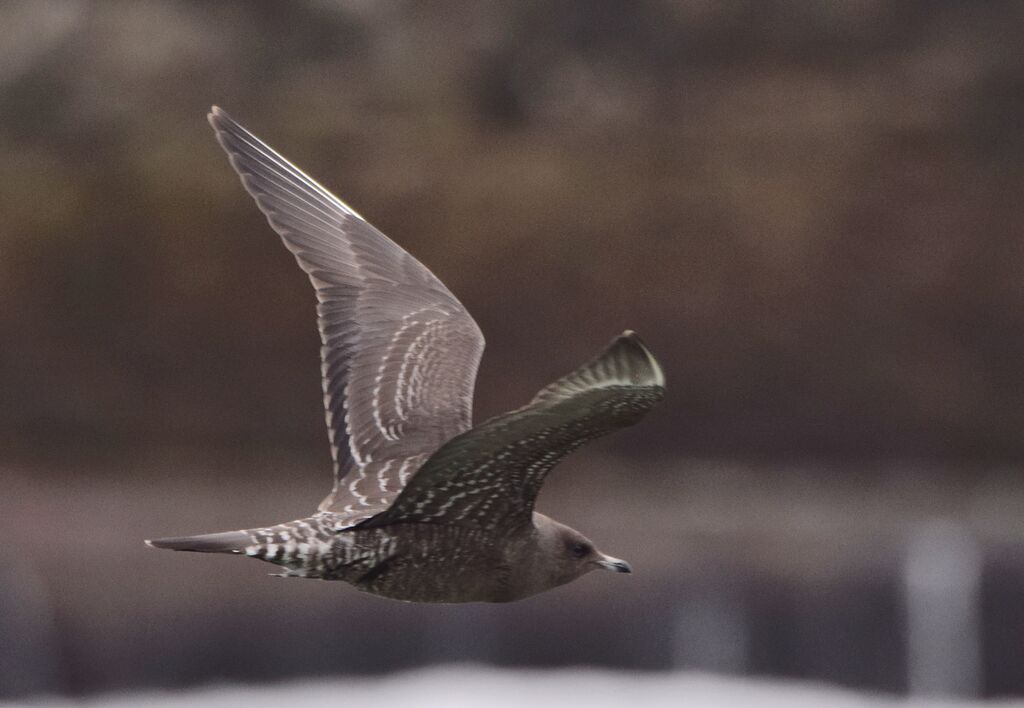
11,667,1024,708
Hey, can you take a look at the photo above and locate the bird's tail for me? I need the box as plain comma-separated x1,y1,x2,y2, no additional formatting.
145,530,252,554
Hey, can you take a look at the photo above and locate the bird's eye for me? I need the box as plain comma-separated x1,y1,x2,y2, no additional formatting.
570,543,590,558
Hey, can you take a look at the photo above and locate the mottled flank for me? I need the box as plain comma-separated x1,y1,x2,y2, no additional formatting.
146,108,665,603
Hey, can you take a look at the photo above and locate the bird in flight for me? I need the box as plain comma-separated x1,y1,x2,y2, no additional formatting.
147,107,665,603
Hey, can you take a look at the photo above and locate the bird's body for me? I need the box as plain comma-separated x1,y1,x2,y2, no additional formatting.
156,511,607,603
147,107,664,603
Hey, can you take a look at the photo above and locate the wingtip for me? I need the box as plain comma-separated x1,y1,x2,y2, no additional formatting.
144,539,156,549
614,329,647,352
614,330,665,389
207,105,228,130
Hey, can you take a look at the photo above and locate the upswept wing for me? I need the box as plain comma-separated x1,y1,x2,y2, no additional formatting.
363,331,665,533
208,107,485,525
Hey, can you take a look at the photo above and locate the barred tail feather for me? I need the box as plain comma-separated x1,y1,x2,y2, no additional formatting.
145,530,251,554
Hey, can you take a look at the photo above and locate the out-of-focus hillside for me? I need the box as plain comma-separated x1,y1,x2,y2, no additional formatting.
2,1,1024,465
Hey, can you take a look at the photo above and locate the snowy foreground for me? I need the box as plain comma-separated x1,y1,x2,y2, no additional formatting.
12,667,1024,708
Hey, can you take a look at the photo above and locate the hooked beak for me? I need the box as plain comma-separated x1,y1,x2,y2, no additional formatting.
594,555,632,573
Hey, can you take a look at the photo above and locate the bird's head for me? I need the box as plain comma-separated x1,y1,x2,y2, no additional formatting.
520,512,631,594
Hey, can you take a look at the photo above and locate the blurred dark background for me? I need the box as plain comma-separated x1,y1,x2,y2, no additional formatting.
2,0,1023,702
